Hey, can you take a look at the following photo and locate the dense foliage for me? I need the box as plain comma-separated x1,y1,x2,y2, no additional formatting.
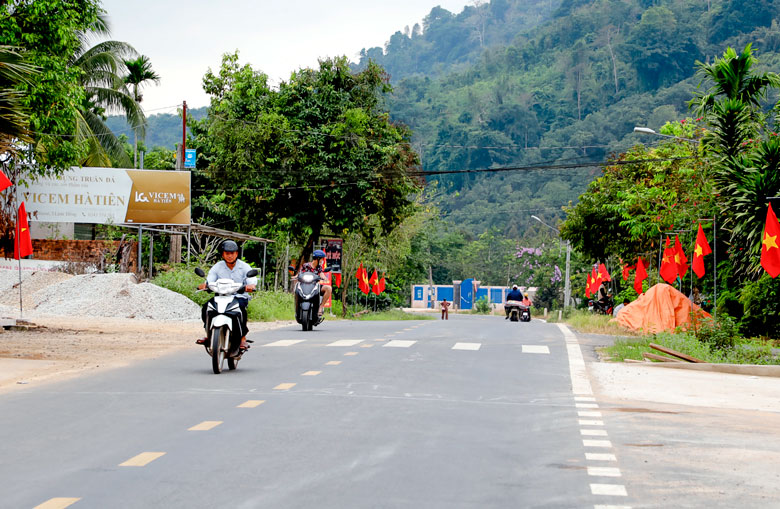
190,53,421,262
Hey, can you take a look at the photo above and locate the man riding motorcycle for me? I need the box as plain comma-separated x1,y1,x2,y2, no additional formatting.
294,249,332,321
196,240,257,350
505,284,523,319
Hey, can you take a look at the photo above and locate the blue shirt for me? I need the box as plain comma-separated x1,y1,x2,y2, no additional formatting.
507,289,523,301
207,259,258,301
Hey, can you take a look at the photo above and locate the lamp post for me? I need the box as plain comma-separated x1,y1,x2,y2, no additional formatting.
633,126,699,144
531,215,571,309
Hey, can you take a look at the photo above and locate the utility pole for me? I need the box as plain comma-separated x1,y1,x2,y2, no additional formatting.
182,100,187,164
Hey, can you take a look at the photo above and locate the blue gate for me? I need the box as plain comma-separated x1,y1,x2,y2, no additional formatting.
460,278,474,310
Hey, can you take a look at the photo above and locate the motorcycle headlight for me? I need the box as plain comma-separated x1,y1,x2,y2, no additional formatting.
301,273,315,283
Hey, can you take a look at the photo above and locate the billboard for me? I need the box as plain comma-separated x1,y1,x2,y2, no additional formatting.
21,167,191,225
319,238,342,273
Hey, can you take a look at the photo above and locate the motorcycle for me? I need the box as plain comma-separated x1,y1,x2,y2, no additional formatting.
505,300,522,322
591,296,614,316
506,300,532,322
195,267,258,374
290,265,331,331
519,304,532,322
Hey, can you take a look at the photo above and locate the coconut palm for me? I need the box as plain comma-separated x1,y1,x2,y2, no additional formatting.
691,45,780,279
71,13,147,168
0,45,37,155
124,55,160,168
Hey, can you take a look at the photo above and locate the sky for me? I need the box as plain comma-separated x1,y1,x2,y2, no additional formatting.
99,0,473,114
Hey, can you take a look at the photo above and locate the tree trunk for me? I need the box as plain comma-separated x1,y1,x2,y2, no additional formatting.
168,235,182,264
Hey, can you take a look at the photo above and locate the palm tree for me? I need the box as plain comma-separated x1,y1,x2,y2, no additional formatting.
124,55,160,168
0,45,36,155
690,45,780,279
72,39,144,167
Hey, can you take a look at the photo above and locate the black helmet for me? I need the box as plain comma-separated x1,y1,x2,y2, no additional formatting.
221,240,239,253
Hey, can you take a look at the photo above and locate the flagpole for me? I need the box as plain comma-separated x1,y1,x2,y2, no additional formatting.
14,173,22,320
712,215,717,320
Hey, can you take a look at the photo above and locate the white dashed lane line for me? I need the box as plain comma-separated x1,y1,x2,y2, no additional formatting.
558,323,632,508
452,342,481,351
262,339,305,347
383,340,417,348
327,339,363,347
521,345,550,354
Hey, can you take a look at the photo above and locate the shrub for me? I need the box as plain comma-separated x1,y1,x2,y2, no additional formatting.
740,274,780,338
474,296,491,314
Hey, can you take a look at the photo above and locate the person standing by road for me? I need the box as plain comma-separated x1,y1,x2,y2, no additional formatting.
440,299,450,320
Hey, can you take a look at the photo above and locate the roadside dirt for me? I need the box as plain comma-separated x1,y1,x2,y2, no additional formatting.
0,316,293,392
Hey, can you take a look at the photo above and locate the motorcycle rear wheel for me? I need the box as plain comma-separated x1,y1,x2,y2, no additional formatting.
211,326,227,374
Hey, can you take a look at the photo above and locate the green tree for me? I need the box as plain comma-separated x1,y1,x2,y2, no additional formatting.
0,0,103,171
124,55,160,167
691,45,780,279
0,45,36,155
193,53,421,261
72,33,141,167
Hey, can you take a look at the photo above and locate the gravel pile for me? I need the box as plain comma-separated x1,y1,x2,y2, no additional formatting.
7,271,202,321
0,270,73,314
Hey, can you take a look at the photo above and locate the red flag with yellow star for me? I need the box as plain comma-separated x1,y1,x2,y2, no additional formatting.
634,257,648,295
673,235,689,278
660,237,679,284
585,273,592,298
598,263,611,282
691,223,712,278
589,266,601,295
761,203,780,278
14,202,33,259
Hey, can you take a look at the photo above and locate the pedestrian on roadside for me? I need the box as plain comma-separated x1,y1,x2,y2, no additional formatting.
440,299,450,320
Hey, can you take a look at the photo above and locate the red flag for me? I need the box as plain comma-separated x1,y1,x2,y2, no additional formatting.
761,203,780,278
589,267,600,294
673,235,689,278
585,273,592,298
660,237,679,284
378,274,386,293
622,264,635,281
368,269,378,287
691,223,712,278
0,169,11,192
333,273,342,288
598,263,611,282
634,257,648,294
14,202,33,259
355,263,370,294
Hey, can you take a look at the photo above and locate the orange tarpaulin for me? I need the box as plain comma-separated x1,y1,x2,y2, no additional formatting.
615,283,710,334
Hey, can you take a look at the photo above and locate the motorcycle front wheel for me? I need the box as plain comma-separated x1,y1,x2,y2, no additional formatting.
211,326,227,374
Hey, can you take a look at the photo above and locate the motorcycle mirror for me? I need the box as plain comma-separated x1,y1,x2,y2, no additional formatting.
194,267,206,277
287,265,296,272
246,269,259,278
323,267,332,273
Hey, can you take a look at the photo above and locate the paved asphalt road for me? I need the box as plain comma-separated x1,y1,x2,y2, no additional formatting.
3,315,629,508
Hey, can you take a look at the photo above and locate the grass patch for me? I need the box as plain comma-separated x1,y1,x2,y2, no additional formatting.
603,332,780,364
153,265,294,322
560,310,637,336
353,309,435,321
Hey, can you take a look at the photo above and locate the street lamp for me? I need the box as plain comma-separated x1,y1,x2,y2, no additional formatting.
633,126,699,144
531,215,572,309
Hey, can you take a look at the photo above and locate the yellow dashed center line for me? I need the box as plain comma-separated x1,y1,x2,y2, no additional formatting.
188,421,222,431
302,370,321,376
325,361,342,365
360,344,373,348
34,498,81,509
274,383,296,390
119,452,166,467
344,352,358,356
237,400,265,408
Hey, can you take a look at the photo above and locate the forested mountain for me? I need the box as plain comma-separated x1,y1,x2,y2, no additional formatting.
380,0,780,236
105,106,207,151
353,0,560,81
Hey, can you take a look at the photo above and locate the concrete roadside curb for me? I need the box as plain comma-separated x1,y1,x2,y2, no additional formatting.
635,361,780,378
